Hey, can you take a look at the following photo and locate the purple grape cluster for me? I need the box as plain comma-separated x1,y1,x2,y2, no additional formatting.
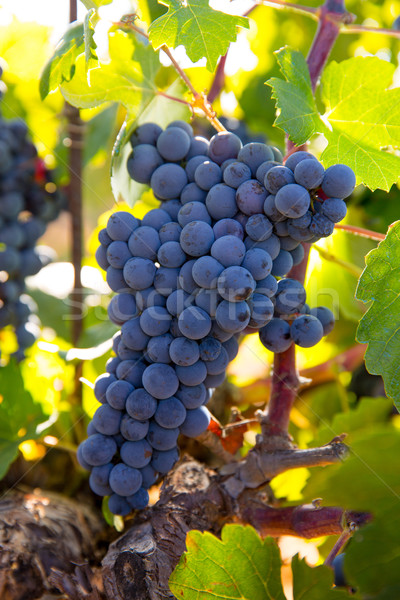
79,121,355,515
0,75,64,360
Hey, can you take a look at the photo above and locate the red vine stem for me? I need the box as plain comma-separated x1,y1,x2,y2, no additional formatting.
335,223,386,241
263,0,347,441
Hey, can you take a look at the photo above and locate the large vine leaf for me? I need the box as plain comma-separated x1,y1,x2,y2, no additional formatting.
356,221,400,409
148,0,249,72
60,31,160,113
267,47,326,145
320,57,400,191
111,78,190,206
169,524,286,599
0,361,54,480
267,50,400,190
292,556,352,599
39,22,84,100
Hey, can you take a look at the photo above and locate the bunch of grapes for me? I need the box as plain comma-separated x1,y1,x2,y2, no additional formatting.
78,120,355,515
0,70,64,359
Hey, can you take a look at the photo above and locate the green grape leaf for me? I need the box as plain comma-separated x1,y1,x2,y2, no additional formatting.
345,507,400,597
80,0,113,9
0,361,53,480
292,556,353,599
148,0,249,72
169,524,285,599
111,78,190,206
320,57,400,191
355,221,400,409
84,9,99,71
39,22,84,99
60,31,160,113
302,426,400,515
266,47,327,145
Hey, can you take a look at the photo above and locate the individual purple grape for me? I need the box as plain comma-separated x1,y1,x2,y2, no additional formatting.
309,214,335,237
120,414,149,441
169,337,200,366
194,288,220,317
128,226,160,261
192,256,224,289
203,372,226,388
105,380,134,410
120,439,153,468
275,278,306,315
213,218,244,240
142,363,179,399
237,143,275,175
180,182,207,204
263,194,286,222
156,126,191,161
284,151,317,172
321,198,347,222
175,360,207,385
77,444,92,470
176,383,207,408
291,314,324,347
309,306,335,335
256,274,278,297
140,306,172,336
210,235,246,267
255,160,280,184
151,447,180,474
81,434,117,466
145,333,174,364
294,159,325,189
142,208,171,230
108,494,131,516
205,346,229,375
178,306,212,339
147,422,180,450
259,318,292,353
126,388,158,421
89,463,113,496
271,250,293,277
274,184,310,218
106,267,127,293
186,156,208,182
109,463,142,496
186,136,209,159
92,404,122,436
99,228,112,246
107,212,140,241
206,184,237,220
94,373,117,404
178,259,198,294
108,293,138,325
151,164,188,199
245,234,281,261
127,145,164,184
135,287,167,310
154,266,180,296
166,289,192,316
157,241,186,268
123,257,156,290
207,132,242,165
321,164,356,199
154,396,187,428
130,122,162,147
178,201,211,227
245,214,273,242
95,245,109,270
290,243,305,265
162,199,181,220
180,406,211,437
223,161,252,188
222,336,239,361
140,464,159,488
116,358,147,387
241,248,272,280
247,292,274,327
265,166,295,194
180,221,215,257
217,266,255,301
215,299,250,333
120,317,150,351
236,180,267,215
127,487,150,510
194,160,222,190
167,120,193,137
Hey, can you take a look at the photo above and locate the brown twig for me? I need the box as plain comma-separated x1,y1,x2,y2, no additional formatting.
115,18,226,132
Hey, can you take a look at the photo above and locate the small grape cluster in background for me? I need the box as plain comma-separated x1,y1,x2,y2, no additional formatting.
78,120,355,515
0,68,64,360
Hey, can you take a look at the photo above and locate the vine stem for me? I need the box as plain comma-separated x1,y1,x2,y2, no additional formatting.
313,244,363,277
66,0,84,411
115,18,226,132
335,223,386,241
262,0,347,441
